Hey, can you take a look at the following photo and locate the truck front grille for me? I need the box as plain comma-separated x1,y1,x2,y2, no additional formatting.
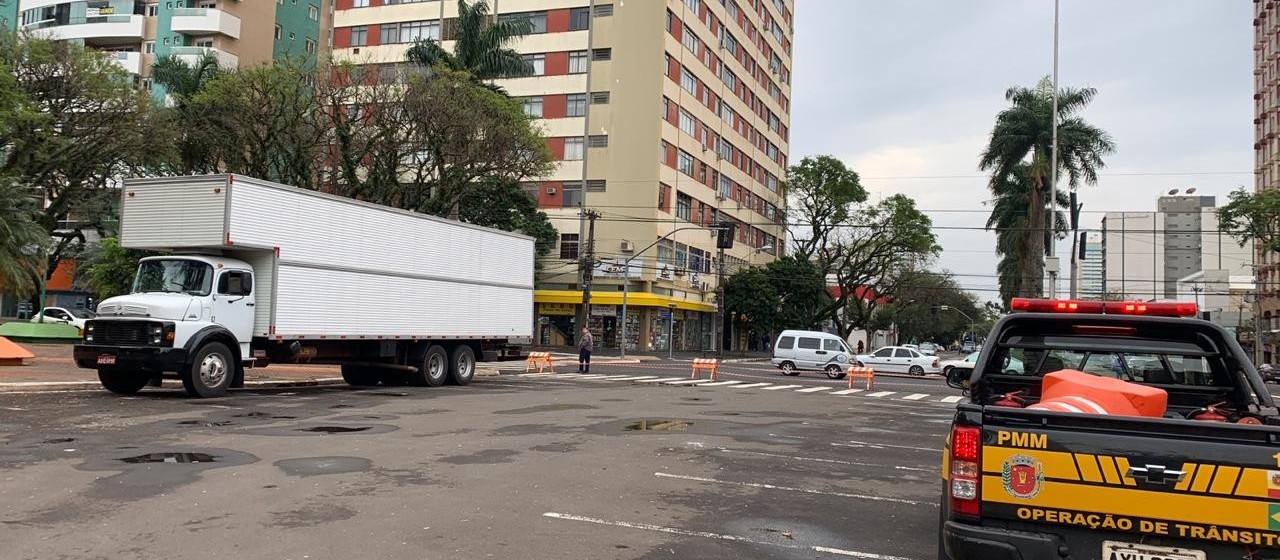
92,321,156,346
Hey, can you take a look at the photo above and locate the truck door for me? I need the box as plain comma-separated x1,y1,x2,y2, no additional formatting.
213,270,255,351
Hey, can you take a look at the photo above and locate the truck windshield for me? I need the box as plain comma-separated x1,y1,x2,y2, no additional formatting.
133,260,214,296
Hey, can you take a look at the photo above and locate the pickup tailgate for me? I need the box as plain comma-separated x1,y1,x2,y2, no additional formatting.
979,407,1280,553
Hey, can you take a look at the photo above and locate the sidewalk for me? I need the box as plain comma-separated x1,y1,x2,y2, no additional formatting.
531,347,770,363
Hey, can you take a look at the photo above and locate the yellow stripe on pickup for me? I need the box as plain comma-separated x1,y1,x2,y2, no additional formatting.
1191,465,1217,493
1098,456,1122,485
1211,466,1242,495
983,446,1080,481
1074,453,1103,483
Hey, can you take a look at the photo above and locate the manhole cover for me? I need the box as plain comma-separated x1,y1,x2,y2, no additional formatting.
297,426,371,434
120,452,217,464
624,420,693,432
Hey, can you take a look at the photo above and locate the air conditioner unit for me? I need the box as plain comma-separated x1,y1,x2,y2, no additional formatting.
546,187,557,195
620,240,634,253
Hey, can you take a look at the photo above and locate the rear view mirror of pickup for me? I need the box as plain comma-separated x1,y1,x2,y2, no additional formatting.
946,366,972,389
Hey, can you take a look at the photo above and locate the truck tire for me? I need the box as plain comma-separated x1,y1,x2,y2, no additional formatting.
447,345,476,386
183,342,234,398
98,369,149,395
341,365,380,387
410,345,448,387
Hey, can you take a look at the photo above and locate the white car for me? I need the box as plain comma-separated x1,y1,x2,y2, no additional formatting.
855,346,941,376
31,306,96,330
941,352,1024,376
918,342,939,356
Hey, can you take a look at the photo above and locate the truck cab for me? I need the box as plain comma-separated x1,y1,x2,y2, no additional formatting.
75,255,255,397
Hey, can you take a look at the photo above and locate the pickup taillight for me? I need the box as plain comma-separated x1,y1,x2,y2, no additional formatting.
949,425,981,517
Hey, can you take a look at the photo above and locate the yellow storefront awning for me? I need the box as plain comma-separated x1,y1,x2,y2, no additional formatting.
535,290,716,313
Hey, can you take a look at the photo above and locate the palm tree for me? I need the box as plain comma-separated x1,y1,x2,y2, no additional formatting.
979,77,1114,299
986,165,1069,303
0,179,49,298
404,0,533,83
151,53,224,173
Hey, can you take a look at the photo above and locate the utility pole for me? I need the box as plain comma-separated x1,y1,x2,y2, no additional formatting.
577,210,600,337
715,221,736,359
1047,0,1060,299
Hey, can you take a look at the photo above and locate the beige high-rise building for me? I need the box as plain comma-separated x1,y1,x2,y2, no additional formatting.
332,0,794,352
1256,0,1278,361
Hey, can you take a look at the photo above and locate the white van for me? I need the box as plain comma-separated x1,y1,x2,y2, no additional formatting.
772,330,853,379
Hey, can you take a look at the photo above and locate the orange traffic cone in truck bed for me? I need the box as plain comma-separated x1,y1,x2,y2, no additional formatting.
1027,370,1168,418
0,336,35,366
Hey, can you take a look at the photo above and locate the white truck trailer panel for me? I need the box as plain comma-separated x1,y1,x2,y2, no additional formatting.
119,175,534,340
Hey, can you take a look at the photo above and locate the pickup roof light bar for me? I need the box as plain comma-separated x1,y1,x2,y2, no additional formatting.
1010,298,1198,317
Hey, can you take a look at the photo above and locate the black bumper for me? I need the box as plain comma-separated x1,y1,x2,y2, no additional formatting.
74,344,188,371
942,521,1062,560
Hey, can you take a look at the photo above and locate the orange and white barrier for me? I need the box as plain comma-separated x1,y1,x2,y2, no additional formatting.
691,358,720,381
525,352,554,373
847,366,875,390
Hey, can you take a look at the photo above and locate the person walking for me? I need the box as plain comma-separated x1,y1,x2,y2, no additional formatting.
578,326,594,373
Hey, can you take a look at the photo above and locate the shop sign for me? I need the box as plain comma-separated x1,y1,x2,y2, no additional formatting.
594,258,641,279
539,303,575,316
591,306,617,317
657,265,674,281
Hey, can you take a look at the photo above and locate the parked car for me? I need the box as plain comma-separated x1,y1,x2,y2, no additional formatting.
1260,363,1279,384
772,330,854,379
961,341,976,353
918,342,938,356
31,307,95,330
855,345,941,376
940,351,1024,376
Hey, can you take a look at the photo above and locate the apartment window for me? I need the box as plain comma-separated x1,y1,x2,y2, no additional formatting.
590,91,610,104
585,179,607,191
680,68,697,95
591,48,612,61
726,0,739,20
721,68,737,90
354,0,369,5
143,41,155,54
676,193,692,221
560,234,580,259
718,101,735,127
522,96,543,118
659,184,671,212
308,5,319,20
587,135,608,148
565,137,585,161
768,111,781,133
500,11,547,34
684,0,701,13
524,54,546,76
350,26,368,47
682,30,700,54
720,29,739,56
195,39,214,48
569,51,588,74
595,4,614,16
661,140,668,163
382,21,440,44
274,25,282,40
716,138,733,160
163,37,171,45
678,110,695,136
570,7,590,31
766,142,779,161
677,150,694,176
765,172,779,193
147,3,159,16
718,175,732,199
140,78,153,91
567,94,587,117
658,240,674,264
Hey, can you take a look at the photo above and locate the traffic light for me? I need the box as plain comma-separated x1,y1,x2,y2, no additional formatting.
716,221,736,249
1078,232,1088,261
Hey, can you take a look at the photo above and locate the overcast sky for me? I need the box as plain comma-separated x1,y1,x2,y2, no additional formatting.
790,1,1253,300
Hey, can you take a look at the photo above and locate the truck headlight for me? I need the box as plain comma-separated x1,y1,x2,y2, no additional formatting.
86,324,94,332
152,336,162,345
85,334,94,343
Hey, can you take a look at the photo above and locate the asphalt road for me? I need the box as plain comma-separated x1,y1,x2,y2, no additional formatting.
0,374,953,560
554,358,959,394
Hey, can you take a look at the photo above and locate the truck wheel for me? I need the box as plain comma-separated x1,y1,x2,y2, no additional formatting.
410,345,448,387
448,345,476,386
183,342,234,398
98,370,149,395
341,365,380,387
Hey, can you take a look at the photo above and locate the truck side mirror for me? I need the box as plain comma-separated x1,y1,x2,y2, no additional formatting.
946,366,973,390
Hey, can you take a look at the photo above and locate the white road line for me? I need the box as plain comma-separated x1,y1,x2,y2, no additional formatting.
635,377,688,384
662,379,707,386
653,473,933,506
901,393,929,401
611,376,660,381
761,384,804,391
865,391,897,398
795,387,832,394
541,513,919,560
718,448,934,473
694,381,743,387
940,396,964,403
590,375,637,380
830,389,864,395
730,383,773,389
833,440,937,453
573,375,611,380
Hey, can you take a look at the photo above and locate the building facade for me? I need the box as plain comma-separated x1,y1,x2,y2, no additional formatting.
1101,194,1252,302
17,0,330,94
1079,232,1104,299
1257,1,1280,361
331,0,793,352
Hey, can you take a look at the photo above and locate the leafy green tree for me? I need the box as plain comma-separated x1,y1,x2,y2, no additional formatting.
151,53,225,174
878,272,982,345
405,0,534,84
1219,187,1280,253
0,179,48,298
788,155,867,260
986,164,1068,305
81,237,151,300
457,179,558,257
725,256,832,336
979,77,1114,299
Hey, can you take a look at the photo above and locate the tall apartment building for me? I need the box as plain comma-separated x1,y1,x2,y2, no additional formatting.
1079,233,1104,299
1,1,17,31
16,0,330,94
1257,1,1280,361
1100,194,1251,301
332,0,794,352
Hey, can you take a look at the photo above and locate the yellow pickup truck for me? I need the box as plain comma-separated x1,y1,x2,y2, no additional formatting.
940,298,1280,560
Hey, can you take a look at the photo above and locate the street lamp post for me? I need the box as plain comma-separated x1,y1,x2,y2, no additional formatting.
940,305,977,344
619,226,722,359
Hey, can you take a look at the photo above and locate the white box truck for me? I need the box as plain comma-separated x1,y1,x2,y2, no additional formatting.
73,174,534,397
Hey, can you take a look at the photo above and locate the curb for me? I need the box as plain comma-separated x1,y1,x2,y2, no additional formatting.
0,377,349,392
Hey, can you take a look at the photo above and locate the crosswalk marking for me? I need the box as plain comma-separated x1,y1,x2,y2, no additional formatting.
730,383,772,389
592,375,637,380
940,396,964,403
830,389,864,395
865,391,897,398
761,384,803,391
635,377,687,384
662,379,707,386
694,381,743,387
795,387,832,394
574,375,610,379
902,393,929,401
610,376,659,381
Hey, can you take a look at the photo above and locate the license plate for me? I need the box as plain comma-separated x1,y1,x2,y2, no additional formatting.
1102,541,1205,560
96,355,116,366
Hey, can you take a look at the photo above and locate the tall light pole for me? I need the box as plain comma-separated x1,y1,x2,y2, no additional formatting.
618,226,722,358
1047,0,1061,298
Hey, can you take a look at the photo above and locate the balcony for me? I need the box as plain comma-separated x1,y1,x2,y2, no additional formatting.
170,8,241,40
25,15,146,44
171,46,239,70
104,51,142,75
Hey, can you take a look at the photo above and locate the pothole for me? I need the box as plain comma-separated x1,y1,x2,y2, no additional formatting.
120,452,217,464
297,426,371,434
624,419,693,431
